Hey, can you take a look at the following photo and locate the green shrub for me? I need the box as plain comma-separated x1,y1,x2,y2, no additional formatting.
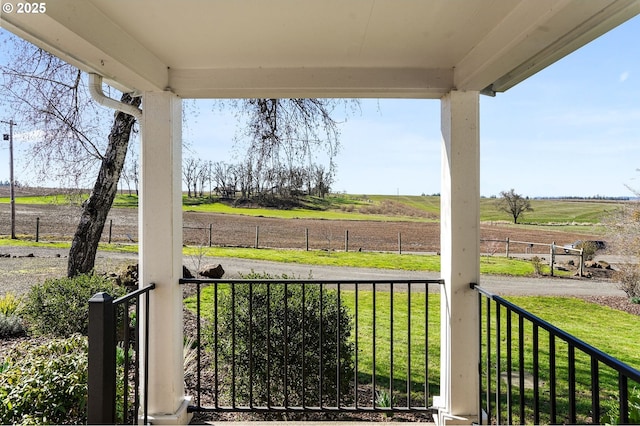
0,335,88,425
206,271,354,407
603,386,640,425
0,292,22,316
531,256,543,275
21,274,125,337
0,313,25,338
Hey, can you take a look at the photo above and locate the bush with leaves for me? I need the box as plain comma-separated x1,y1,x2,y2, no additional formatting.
0,293,25,338
0,292,22,316
575,240,598,261
602,386,640,425
21,273,125,337
0,335,88,425
0,313,25,338
613,263,640,299
607,199,640,300
206,271,354,407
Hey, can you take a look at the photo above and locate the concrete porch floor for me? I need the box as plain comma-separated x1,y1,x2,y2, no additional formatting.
190,422,435,425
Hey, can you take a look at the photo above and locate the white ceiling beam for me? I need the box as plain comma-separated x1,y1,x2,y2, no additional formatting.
2,0,168,93
488,0,640,93
454,0,573,92
169,67,454,99
454,0,640,94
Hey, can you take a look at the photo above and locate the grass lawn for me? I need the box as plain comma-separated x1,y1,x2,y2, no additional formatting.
0,237,547,276
481,296,640,424
182,246,545,276
185,286,640,416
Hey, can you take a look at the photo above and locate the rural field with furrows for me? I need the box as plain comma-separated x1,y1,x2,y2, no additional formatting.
0,187,616,254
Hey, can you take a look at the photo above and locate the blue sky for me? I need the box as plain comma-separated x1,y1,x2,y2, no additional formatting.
2,15,640,198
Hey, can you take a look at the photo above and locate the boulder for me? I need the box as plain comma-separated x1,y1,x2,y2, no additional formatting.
199,264,225,279
598,260,612,270
585,260,601,269
119,263,139,288
183,265,194,279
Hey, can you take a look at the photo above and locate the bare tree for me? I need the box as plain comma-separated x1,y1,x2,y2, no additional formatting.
67,93,140,276
310,164,333,198
608,185,640,299
1,32,140,277
196,160,208,197
129,153,140,196
2,34,352,275
183,157,199,198
213,161,238,198
0,33,115,186
230,98,352,198
496,188,533,224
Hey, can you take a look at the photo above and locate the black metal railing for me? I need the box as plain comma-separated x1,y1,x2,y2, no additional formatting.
180,278,443,416
474,284,640,425
87,283,155,425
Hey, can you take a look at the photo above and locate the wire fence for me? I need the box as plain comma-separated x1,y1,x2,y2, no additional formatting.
0,213,586,271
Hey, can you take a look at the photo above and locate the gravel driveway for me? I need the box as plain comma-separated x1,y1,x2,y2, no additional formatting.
0,245,624,297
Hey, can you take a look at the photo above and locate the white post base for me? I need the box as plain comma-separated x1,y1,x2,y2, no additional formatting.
432,396,477,426
143,396,192,425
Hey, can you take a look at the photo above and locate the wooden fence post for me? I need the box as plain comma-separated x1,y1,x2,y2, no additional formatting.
345,229,349,252
305,228,309,251
398,232,402,254
255,226,259,249
88,292,116,424
209,223,212,247
35,217,40,242
505,237,509,257
550,242,555,277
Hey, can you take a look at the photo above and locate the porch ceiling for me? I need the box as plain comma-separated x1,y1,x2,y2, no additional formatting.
2,0,639,98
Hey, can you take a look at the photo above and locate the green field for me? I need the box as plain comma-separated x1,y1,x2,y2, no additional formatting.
0,192,624,227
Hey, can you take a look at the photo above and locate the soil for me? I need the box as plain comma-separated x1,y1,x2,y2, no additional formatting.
0,201,603,255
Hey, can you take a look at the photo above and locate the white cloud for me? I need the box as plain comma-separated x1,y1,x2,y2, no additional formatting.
620,71,630,82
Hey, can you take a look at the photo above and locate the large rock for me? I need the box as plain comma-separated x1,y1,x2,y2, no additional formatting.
199,264,225,279
183,265,195,279
118,263,139,288
585,260,601,269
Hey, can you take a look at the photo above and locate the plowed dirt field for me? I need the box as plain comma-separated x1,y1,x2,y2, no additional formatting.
0,203,601,255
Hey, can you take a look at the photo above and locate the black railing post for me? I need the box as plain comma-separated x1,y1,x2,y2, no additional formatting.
88,292,116,425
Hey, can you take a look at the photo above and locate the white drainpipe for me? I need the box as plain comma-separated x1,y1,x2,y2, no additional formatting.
88,73,142,120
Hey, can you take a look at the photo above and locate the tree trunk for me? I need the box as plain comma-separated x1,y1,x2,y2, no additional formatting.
67,93,141,277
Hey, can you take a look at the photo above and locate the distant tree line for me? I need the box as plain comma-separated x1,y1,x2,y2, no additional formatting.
182,156,333,202
533,195,632,201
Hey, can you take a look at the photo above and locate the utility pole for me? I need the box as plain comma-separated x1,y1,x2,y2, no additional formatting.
2,119,16,239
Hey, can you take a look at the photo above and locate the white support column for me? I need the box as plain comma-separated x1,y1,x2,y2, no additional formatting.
438,90,480,425
139,91,191,424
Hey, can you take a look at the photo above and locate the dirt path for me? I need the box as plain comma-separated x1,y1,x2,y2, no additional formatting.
0,246,624,298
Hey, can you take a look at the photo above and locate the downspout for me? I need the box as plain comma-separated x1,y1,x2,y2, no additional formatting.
88,73,142,120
